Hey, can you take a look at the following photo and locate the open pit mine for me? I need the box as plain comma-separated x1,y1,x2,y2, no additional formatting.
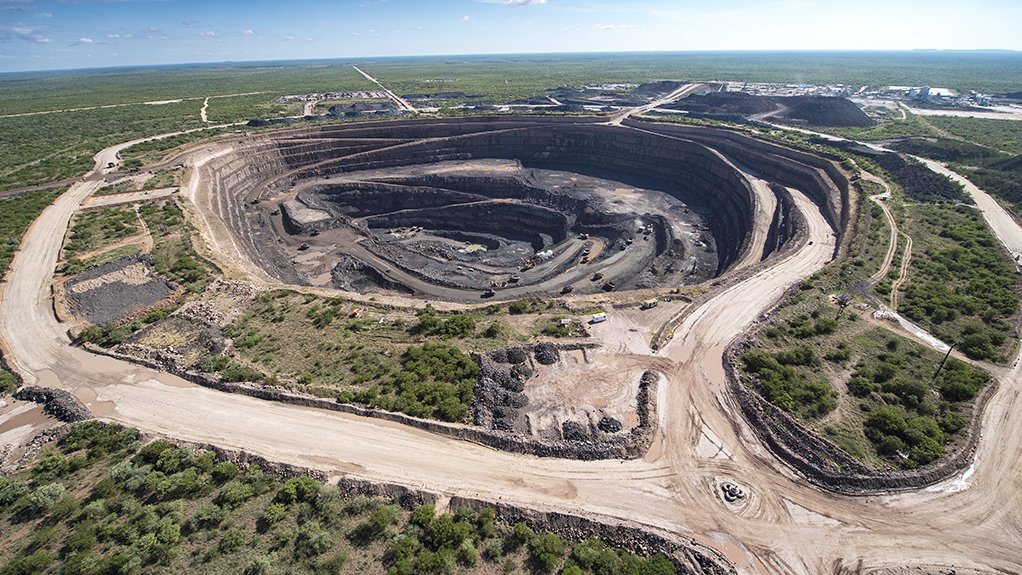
191,116,849,303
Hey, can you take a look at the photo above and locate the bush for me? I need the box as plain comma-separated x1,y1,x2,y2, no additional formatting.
483,538,505,561
2,550,53,575
296,521,334,558
275,476,320,504
350,504,399,545
315,552,348,575
508,522,534,550
211,461,239,483
244,555,274,575
528,533,566,574
409,504,435,528
219,528,247,554
27,482,65,515
741,350,836,419
458,539,478,566
508,300,530,315
216,480,255,510
188,502,224,531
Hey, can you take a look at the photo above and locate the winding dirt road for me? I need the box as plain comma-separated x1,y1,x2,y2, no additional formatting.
2,118,1022,574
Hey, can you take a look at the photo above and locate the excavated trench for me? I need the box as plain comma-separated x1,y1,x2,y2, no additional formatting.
196,117,850,302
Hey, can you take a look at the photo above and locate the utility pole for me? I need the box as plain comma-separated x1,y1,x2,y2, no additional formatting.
931,343,955,384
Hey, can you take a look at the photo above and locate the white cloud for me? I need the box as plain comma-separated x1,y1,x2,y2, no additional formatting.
199,30,215,37
2,23,53,43
243,28,254,35
74,36,93,45
36,12,53,18
594,23,635,32
462,15,472,22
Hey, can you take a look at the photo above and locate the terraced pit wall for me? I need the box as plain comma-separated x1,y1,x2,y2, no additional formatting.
199,117,764,280
626,120,851,254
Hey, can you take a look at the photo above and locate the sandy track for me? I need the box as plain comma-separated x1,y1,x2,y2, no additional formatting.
352,66,417,113
889,231,913,310
607,84,706,126
2,119,1022,574
81,187,177,208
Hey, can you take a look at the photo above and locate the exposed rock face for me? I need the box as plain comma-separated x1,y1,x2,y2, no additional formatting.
192,115,855,301
13,387,92,422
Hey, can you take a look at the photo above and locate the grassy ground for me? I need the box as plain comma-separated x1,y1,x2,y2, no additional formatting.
219,292,582,423
0,102,205,191
118,130,237,170
61,206,140,261
0,421,678,575
138,200,215,294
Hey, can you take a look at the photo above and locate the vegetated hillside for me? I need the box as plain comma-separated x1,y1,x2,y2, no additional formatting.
740,289,990,469
0,421,681,575
870,153,969,203
887,136,1022,218
897,204,1020,362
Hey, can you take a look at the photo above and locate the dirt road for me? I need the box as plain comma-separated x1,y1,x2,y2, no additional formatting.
352,66,417,113
3,121,1022,574
607,84,707,126
81,187,177,209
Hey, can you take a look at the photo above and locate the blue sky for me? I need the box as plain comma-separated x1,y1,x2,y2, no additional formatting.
1,0,1020,72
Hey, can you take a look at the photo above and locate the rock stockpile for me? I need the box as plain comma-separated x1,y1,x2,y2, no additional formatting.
13,387,92,422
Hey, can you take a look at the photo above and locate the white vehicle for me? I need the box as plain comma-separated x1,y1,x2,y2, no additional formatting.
590,312,607,324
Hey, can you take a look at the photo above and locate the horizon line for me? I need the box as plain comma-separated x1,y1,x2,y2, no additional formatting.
3,48,1021,76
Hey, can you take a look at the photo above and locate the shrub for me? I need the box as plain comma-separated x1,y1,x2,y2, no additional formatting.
483,538,505,561
216,480,255,510
244,555,274,575
458,539,479,566
508,300,530,315
409,504,435,528
508,522,534,550
315,552,348,575
528,533,566,574
275,476,320,504
211,461,239,483
296,521,334,558
350,504,399,545
188,502,224,531
0,478,29,505
27,482,65,515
